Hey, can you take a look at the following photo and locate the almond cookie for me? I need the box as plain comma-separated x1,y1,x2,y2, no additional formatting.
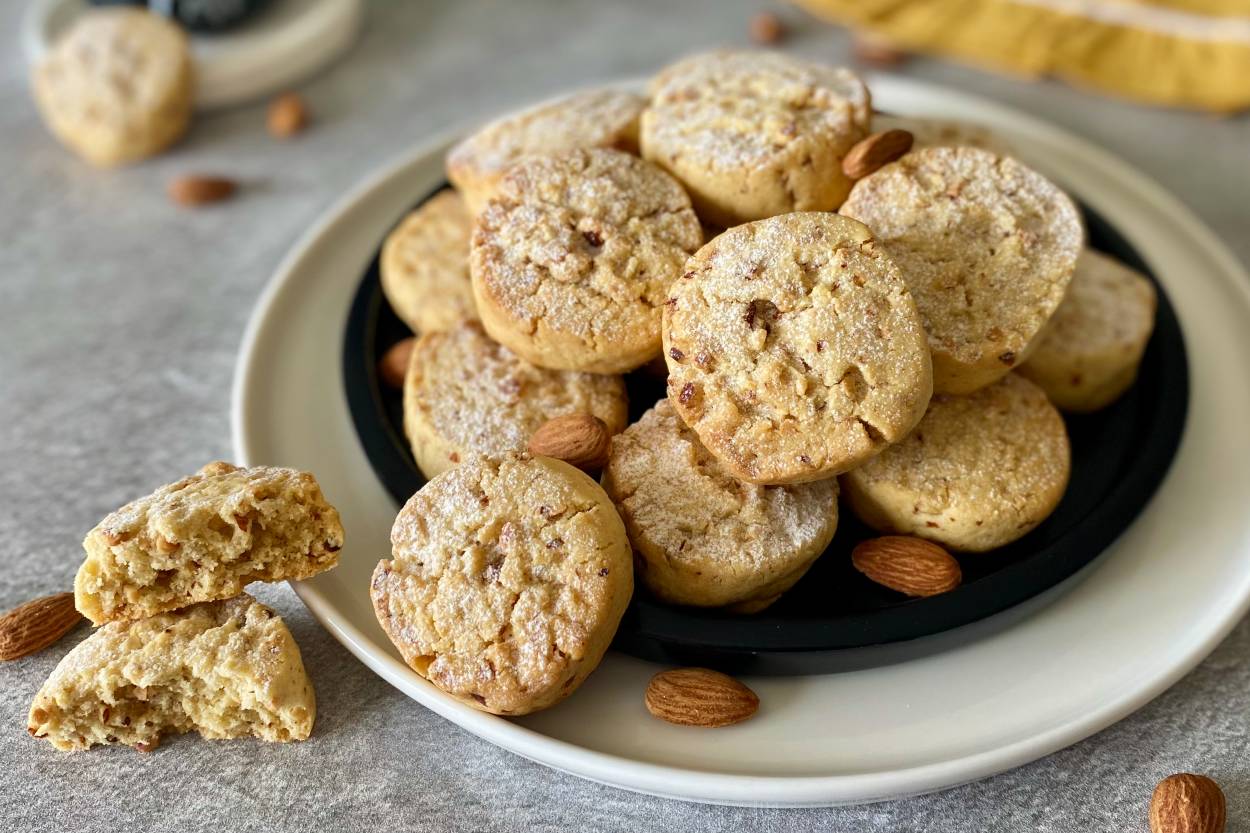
663,212,933,485
33,8,193,167
75,462,344,625
371,452,632,715
380,190,477,334
470,148,702,374
841,374,1070,552
446,88,646,215
602,400,838,612
28,594,315,751
641,50,871,226
841,146,1083,395
1018,249,1157,412
403,321,628,479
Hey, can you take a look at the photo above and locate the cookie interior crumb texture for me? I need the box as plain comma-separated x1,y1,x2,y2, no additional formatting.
380,190,478,335
641,50,871,226
841,373,1071,552
33,8,194,167
663,212,933,484
75,462,344,624
27,595,315,751
602,400,838,610
1018,249,1157,412
841,146,1083,395
470,148,703,374
371,453,632,715
446,88,646,214
403,321,629,479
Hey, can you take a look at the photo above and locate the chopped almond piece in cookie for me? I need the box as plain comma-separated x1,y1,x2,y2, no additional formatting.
75,462,344,624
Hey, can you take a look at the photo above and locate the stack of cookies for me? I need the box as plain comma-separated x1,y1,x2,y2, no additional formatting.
28,462,345,751
373,50,1159,716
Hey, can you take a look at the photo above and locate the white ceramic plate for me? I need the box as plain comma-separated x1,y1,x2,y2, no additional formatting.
232,76,1250,806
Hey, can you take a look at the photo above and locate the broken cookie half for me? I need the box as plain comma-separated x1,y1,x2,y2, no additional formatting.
28,594,315,751
75,462,344,625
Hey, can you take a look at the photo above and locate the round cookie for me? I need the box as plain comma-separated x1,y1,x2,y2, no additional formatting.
1018,249,1157,412
841,146,1083,395
602,400,839,612
446,88,646,215
640,50,871,227
663,212,933,485
371,452,633,715
403,321,628,479
841,373,1070,552
470,148,702,374
380,190,477,334
33,8,193,167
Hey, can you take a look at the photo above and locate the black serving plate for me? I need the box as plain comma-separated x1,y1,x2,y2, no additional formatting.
343,185,1189,675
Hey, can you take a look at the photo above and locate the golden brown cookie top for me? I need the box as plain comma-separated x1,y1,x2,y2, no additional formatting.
663,212,933,484
446,88,645,211
1030,249,1157,362
841,146,1083,373
645,50,870,174
603,400,837,606
847,373,1070,539
380,190,477,334
402,321,628,467
470,148,702,373
373,453,631,715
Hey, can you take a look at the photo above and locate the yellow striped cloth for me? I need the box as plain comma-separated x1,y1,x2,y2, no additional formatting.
794,0,1250,112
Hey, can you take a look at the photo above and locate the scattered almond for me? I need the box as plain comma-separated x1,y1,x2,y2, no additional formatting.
267,92,310,139
852,32,908,68
841,129,914,180
645,667,759,727
0,593,83,661
749,12,786,45
851,536,961,597
168,175,237,207
528,413,611,474
1151,774,1226,833
379,337,415,389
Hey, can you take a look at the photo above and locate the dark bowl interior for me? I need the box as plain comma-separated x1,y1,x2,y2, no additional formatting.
343,185,1188,675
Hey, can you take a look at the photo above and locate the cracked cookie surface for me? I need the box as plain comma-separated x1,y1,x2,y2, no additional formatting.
446,88,646,215
641,50,870,226
841,146,1083,395
663,212,933,485
1018,249,1157,412
470,148,702,374
28,594,315,751
841,373,1070,552
403,321,628,478
33,8,193,166
602,400,838,611
372,453,632,715
380,190,478,334
75,462,344,624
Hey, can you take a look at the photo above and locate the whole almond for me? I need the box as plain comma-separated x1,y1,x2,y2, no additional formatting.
528,414,611,474
853,33,908,68
268,92,310,139
0,593,83,661
645,668,759,727
379,337,415,389
168,175,237,207
749,12,785,45
1151,774,1226,833
851,536,961,596
842,129,915,180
